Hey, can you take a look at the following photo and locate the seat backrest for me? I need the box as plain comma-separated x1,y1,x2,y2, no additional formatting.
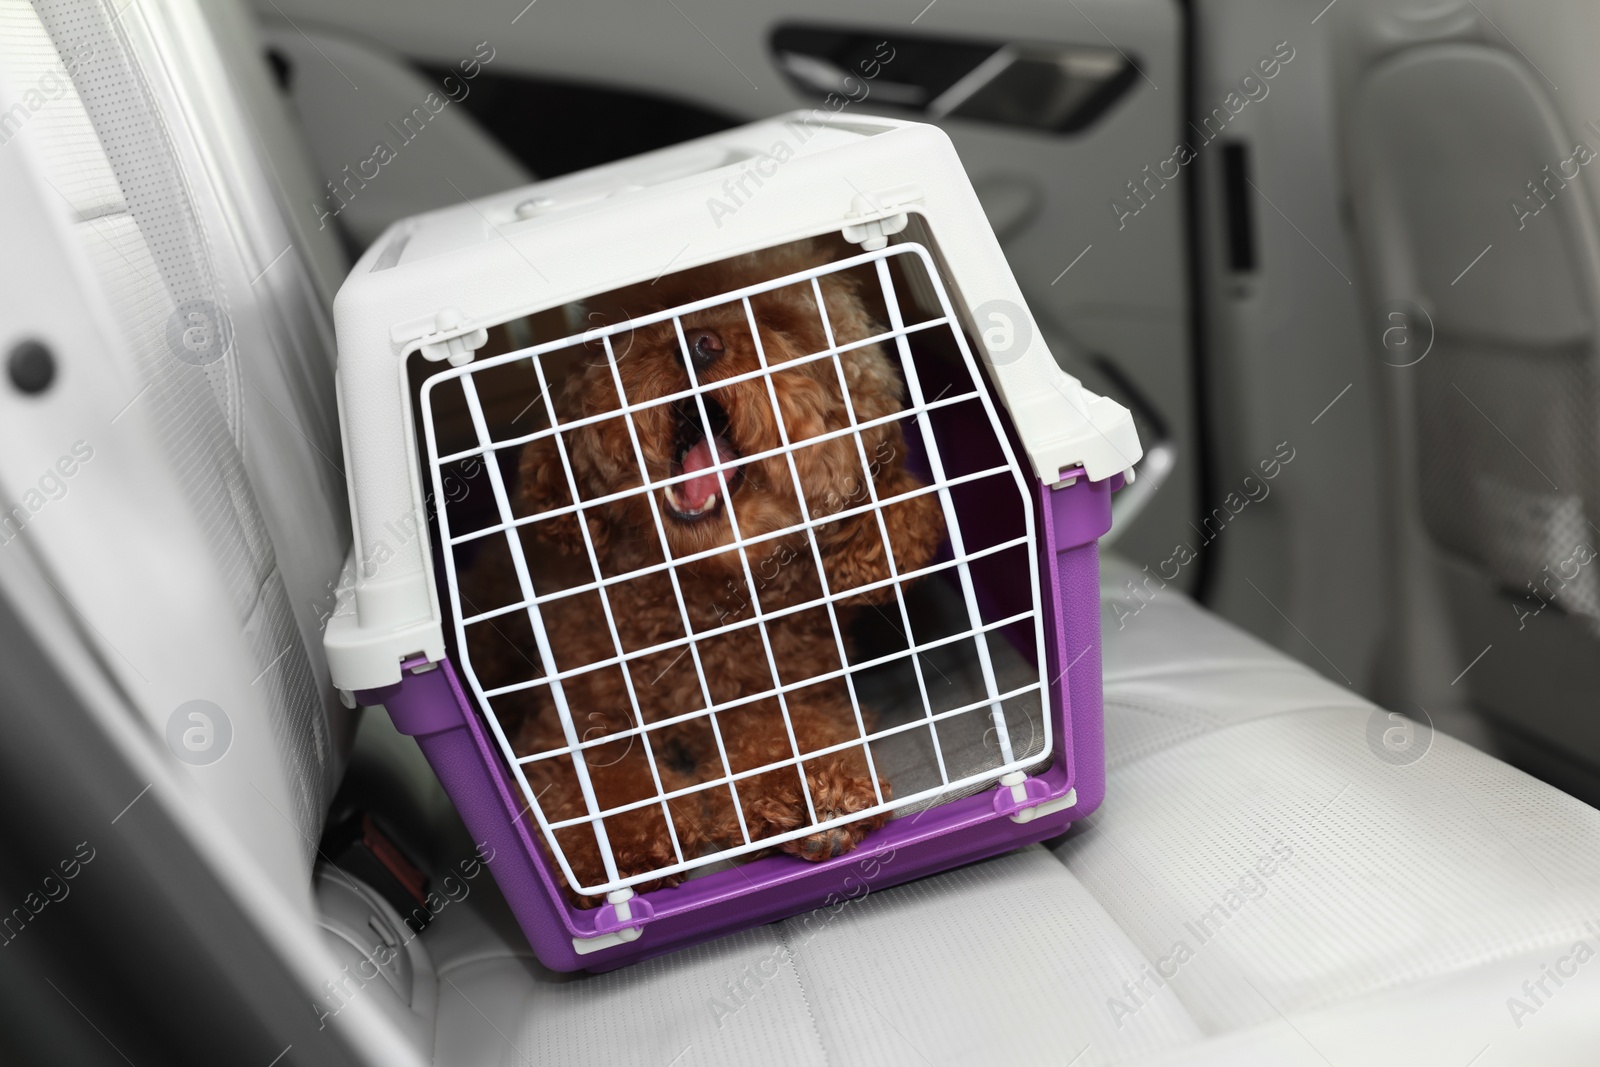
0,0,351,900
1330,0,1600,744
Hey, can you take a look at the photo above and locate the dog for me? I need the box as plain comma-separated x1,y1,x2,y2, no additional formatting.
460,239,945,905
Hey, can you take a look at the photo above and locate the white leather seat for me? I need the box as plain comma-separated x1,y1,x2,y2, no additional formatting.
1078,559,1600,1062
0,0,352,896
415,554,1600,1065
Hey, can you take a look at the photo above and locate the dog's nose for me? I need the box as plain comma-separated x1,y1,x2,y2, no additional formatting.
683,328,724,372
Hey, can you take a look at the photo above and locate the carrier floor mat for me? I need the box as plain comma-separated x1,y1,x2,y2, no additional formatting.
849,571,1047,817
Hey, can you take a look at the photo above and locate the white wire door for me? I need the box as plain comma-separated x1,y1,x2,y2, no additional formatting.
420,242,1050,897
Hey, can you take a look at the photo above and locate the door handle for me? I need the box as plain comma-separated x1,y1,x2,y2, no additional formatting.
772,24,1140,134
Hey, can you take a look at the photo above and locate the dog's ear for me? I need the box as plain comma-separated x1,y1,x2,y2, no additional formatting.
815,422,945,598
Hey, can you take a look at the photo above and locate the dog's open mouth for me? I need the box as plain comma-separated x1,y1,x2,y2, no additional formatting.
664,395,742,521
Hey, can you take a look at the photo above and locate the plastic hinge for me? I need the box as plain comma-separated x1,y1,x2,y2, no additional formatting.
571,888,653,955
391,307,489,367
992,772,1077,825
841,185,921,250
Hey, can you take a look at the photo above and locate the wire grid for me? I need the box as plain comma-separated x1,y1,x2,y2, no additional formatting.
420,242,1050,897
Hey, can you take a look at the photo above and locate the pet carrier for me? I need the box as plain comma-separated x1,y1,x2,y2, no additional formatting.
327,112,1140,972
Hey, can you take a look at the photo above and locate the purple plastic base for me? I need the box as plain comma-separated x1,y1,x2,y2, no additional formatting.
359,472,1114,972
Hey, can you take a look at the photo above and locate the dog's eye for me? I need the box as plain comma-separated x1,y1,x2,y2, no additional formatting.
684,329,724,371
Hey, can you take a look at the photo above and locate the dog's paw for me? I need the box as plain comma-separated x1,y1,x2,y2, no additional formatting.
745,766,890,861
617,832,688,890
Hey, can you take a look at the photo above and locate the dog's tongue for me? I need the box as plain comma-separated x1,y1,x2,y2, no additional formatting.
677,436,738,511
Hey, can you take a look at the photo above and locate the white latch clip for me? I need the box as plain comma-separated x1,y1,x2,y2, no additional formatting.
842,185,922,250
994,771,1078,825
408,307,489,367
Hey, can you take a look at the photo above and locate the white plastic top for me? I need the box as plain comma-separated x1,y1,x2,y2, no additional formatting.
327,111,1140,690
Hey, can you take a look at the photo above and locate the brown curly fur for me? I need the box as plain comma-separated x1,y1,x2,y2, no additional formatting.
460,240,945,904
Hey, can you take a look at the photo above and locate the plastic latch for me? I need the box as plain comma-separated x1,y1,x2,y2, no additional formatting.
403,307,489,367
992,773,1077,825
1051,466,1084,490
572,888,653,956
841,185,922,250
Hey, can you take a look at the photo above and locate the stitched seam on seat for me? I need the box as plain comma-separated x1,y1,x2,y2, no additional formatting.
1105,702,1381,772
1057,863,1600,1037
1053,820,1216,1037
1106,695,1231,728
1103,697,1224,771
1105,659,1330,684
777,928,830,1066
1288,926,1600,1022
1107,694,1369,735
1107,693,1372,730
